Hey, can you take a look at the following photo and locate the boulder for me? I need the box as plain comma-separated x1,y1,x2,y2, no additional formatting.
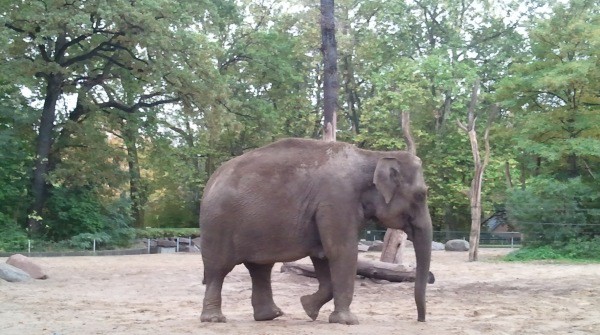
445,239,470,251
7,254,48,279
177,237,194,245
357,240,384,252
0,263,32,282
432,241,445,251
179,244,201,253
156,239,177,247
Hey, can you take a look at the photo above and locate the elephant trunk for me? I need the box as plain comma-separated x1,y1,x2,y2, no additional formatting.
412,212,432,322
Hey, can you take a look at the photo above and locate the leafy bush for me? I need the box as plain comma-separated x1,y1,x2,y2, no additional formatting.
506,177,599,248
68,232,111,250
102,197,136,248
560,237,600,259
43,187,136,249
0,214,28,251
145,192,198,228
505,237,600,262
45,186,108,240
108,228,137,248
505,245,565,261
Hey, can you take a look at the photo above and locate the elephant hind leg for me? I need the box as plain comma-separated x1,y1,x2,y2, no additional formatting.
301,256,333,321
244,262,284,321
201,263,234,323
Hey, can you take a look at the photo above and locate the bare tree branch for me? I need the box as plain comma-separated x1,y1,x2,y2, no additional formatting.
457,119,468,132
401,111,416,155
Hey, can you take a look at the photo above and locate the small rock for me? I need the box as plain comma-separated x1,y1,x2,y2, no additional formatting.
432,241,445,251
367,240,384,252
7,254,48,279
358,243,370,252
445,239,470,251
0,263,32,282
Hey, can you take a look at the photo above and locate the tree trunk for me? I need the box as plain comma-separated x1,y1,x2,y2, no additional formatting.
123,118,146,228
28,73,63,234
457,79,495,262
312,64,323,138
435,93,452,133
281,260,435,284
401,111,416,156
519,157,527,190
342,49,360,135
467,131,484,262
185,120,203,222
380,229,408,265
320,0,338,142
504,161,513,188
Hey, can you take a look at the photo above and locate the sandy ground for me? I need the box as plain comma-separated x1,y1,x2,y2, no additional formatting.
1,248,599,335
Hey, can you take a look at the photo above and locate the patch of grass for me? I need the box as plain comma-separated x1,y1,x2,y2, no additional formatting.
504,246,565,261
504,237,600,262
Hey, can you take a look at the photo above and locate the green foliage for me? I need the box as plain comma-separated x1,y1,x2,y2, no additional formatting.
504,245,565,261
499,0,600,255
44,187,109,240
505,236,600,262
143,135,204,229
560,237,600,260
0,78,35,233
103,198,137,248
0,0,598,248
0,214,28,251
497,0,600,179
68,232,112,250
506,177,600,249
145,196,198,228
43,186,135,247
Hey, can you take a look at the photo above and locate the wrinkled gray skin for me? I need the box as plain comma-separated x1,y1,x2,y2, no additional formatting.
200,138,432,325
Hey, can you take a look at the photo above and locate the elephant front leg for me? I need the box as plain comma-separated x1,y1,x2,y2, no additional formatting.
301,256,333,320
316,206,360,325
327,254,359,325
244,262,284,321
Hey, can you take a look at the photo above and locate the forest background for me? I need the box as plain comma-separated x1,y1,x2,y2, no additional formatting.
1,0,599,258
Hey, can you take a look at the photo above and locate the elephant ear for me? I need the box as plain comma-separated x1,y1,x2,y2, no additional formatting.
373,157,402,204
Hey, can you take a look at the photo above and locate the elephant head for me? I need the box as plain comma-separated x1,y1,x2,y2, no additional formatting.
370,155,433,322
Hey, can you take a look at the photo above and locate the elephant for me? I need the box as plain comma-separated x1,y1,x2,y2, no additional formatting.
199,138,432,325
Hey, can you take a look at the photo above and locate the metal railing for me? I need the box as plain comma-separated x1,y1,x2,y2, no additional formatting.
362,230,522,247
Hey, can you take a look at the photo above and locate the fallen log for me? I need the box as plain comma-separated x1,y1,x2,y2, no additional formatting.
281,259,435,284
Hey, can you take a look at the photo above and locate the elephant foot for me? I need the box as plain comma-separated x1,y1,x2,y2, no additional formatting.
253,305,284,321
300,295,320,321
201,310,227,323
329,310,359,325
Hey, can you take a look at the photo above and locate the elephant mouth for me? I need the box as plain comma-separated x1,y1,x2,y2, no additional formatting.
402,221,416,242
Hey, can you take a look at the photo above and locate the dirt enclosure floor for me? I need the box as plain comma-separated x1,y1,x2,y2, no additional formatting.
1,248,599,335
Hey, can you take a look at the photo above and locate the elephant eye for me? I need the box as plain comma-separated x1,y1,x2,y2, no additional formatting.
414,189,427,202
